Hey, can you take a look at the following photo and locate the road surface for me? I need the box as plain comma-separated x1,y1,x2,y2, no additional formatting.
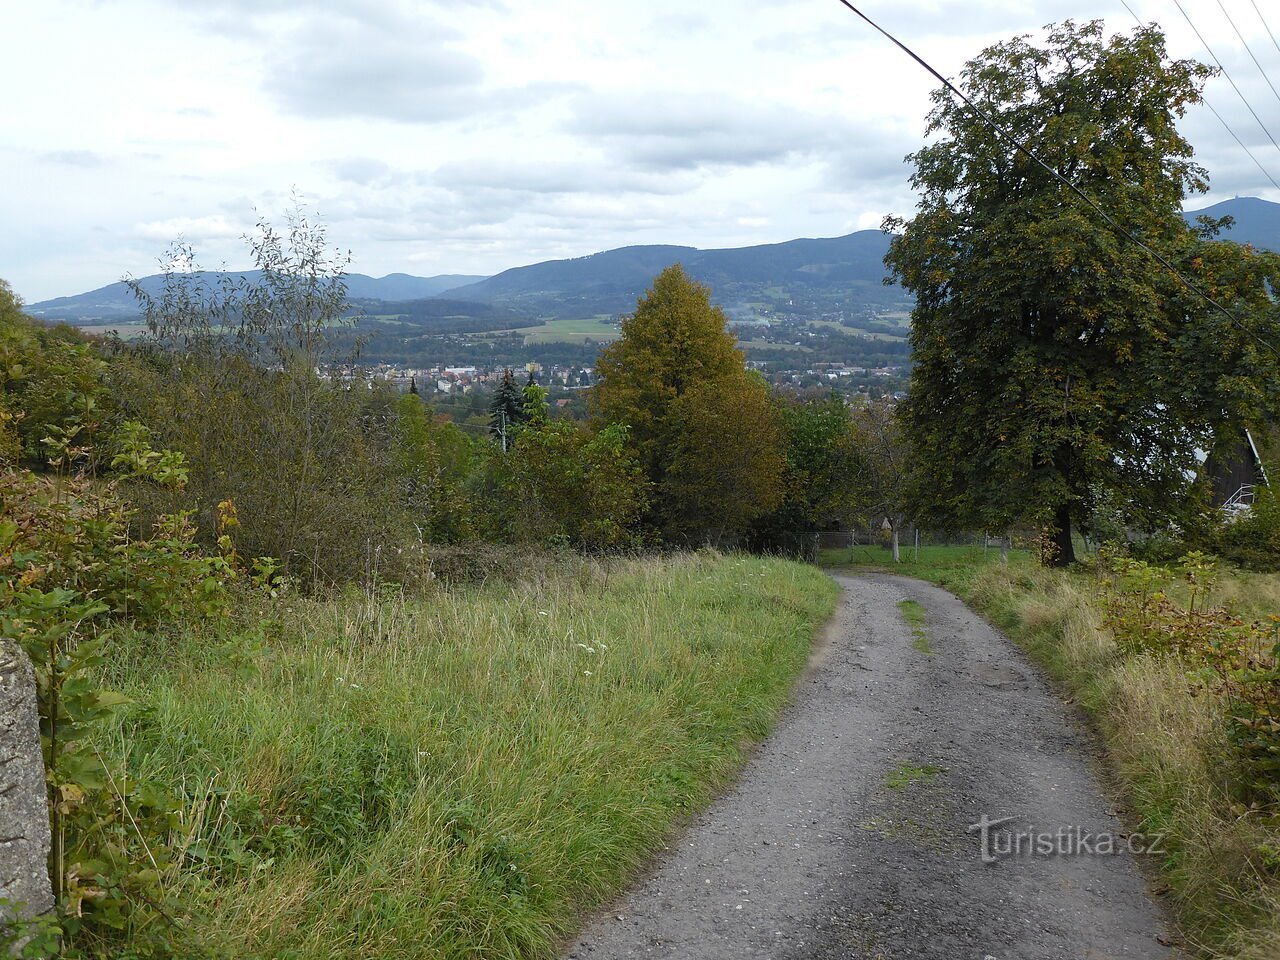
564,573,1179,960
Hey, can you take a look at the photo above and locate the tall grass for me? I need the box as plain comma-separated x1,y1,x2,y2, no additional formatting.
102,552,837,959
826,547,1280,959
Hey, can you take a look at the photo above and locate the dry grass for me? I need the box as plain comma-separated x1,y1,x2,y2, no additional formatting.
952,561,1280,959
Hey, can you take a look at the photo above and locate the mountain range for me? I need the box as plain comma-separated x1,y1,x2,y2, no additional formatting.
26,272,486,322
26,196,1280,325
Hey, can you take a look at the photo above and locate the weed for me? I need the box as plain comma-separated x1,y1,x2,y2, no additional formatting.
898,599,934,655
884,762,942,791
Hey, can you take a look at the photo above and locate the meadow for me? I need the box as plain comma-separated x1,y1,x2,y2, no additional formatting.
101,552,837,958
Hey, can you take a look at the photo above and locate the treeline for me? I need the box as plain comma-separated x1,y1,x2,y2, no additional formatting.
1,225,906,594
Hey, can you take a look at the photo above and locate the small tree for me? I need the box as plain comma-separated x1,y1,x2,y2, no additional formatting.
593,265,745,479
593,265,787,541
121,204,401,584
488,369,524,451
852,401,913,563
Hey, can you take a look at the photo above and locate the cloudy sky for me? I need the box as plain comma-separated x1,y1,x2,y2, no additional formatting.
5,0,1280,301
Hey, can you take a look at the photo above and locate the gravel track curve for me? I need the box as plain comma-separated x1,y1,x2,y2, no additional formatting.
564,572,1179,960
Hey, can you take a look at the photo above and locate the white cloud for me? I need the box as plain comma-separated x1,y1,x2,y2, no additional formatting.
1,0,1278,301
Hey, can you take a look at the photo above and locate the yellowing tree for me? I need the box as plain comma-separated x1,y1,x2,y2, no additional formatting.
662,375,785,541
593,265,785,541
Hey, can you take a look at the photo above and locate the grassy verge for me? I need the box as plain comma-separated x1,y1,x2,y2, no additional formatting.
103,552,837,959
826,546,1280,959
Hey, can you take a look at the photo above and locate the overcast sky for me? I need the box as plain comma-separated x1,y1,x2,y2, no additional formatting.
5,0,1280,301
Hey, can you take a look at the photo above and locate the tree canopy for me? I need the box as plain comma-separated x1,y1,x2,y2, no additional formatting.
887,19,1280,564
593,265,785,541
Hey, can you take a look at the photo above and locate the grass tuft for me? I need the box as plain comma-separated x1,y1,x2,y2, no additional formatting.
884,762,943,791
897,599,934,654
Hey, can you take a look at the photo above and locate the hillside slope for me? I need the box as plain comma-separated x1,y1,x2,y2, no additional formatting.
1183,195,1280,249
27,271,488,322
441,231,903,318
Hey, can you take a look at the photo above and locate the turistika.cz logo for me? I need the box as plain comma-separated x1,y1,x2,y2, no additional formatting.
967,814,1167,864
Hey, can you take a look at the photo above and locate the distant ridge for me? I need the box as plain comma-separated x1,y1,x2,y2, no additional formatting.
28,197,1280,324
438,230,904,318
27,271,488,322
1182,196,1280,251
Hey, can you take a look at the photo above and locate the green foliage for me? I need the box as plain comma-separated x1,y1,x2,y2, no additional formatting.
888,20,1280,565
390,392,482,544
760,393,866,533
1,466,235,956
593,267,787,541
1211,486,1280,571
494,421,649,550
115,213,412,587
0,284,110,472
1101,551,1280,801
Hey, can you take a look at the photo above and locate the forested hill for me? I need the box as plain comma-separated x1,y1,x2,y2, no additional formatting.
26,271,488,322
437,230,904,318
26,197,1280,327
1183,196,1280,249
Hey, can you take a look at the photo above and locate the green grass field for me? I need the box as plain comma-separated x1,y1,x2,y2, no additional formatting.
520,317,621,344
819,543,1031,587
103,552,837,958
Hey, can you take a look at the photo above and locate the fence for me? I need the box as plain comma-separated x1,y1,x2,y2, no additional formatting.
760,527,1018,564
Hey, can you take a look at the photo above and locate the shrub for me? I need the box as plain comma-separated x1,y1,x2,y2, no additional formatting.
1101,552,1280,802
1,458,235,955
1213,486,1280,571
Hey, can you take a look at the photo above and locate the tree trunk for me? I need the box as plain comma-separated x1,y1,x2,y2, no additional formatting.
1050,506,1076,567
891,523,901,563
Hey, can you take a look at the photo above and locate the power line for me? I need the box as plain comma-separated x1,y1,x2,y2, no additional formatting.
1201,94,1280,192
831,0,1279,356
1119,0,1280,193
1248,0,1280,60
1214,0,1280,112
1172,0,1280,160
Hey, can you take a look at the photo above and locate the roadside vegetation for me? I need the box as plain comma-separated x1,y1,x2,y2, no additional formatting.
829,544,1280,959
6,15,1280,960
1,220,848,956
98,552,834,958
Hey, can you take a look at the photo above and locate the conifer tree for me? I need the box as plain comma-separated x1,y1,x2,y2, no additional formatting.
489,369,524,451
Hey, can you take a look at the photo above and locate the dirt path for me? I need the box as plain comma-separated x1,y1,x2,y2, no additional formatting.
564,573,1179,960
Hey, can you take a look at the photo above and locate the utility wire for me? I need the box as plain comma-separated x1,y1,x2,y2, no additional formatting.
1215,0,1280,112
1172,0,1280,159
1248,0,1280,60
831,0,1279,355
1120,0,1280,193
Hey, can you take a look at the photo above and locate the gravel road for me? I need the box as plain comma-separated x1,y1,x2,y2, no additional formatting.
564,573,1180,960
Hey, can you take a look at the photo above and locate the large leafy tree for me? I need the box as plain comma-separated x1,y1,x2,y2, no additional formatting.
888,20,1280,565
593,265,785,540
757,393,866,535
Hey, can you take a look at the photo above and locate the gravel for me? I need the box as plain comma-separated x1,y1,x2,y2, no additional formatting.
564,573,1180,960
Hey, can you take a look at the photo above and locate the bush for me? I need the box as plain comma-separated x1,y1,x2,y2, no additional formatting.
1213,486,1280,571
1101,551,1280,802
1,467,235,956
